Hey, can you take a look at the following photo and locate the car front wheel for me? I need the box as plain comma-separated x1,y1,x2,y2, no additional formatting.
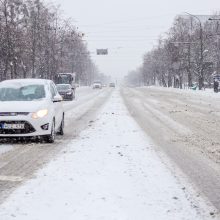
44,120,55,143
58,115,64,135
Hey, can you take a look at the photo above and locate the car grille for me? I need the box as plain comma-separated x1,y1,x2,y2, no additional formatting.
0,112,29,116
0,121,35,134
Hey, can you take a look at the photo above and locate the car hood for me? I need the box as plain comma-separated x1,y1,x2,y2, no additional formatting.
0,100,48,113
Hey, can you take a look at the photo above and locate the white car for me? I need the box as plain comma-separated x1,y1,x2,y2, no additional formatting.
0,79,64,143
92,81,102,89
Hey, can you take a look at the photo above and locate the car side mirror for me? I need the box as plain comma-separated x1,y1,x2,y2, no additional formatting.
53,95,63,103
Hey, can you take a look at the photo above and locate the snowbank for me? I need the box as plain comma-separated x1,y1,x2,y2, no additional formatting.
141,86,220,99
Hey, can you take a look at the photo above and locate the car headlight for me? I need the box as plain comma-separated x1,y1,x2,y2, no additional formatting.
32,109,48,119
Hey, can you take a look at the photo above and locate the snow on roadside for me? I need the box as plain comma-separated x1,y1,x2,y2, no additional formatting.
142,85,220,99
0,90,218,220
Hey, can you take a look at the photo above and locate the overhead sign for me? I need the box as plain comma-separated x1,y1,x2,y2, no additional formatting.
96,49,108,55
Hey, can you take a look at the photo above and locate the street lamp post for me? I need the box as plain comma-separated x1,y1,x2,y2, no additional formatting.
185,12,204,90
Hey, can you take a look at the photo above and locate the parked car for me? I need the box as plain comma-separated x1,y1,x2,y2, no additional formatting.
56,84,75,100
109,82,116,87
0,79,64,143
92,81,102,89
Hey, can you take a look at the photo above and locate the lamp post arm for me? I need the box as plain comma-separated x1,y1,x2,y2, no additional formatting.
185,12,202,26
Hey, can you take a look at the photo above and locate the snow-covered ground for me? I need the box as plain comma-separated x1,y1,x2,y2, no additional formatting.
0,90,217,220
0,145,14,156
145,85,219,98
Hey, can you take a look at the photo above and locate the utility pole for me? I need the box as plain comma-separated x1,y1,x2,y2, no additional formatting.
187,42,192,87
185,13,204,90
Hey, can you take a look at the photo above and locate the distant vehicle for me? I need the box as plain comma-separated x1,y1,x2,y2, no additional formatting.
55,73,76,90
109,82,116,87
92,81,102,89
56,84,75,100
75,83,80,88
0,79,64,143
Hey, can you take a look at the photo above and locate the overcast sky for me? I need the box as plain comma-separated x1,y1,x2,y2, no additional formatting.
47,0,220,80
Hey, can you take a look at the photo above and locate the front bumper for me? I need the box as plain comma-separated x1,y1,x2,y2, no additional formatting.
0,114,52,137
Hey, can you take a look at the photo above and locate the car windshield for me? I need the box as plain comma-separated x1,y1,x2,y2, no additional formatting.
0,84,46,101
56,84,71,91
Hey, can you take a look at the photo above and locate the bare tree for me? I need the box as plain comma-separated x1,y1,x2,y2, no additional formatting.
0,0,99,85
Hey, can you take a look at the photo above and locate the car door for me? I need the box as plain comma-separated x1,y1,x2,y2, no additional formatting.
50,82,63,131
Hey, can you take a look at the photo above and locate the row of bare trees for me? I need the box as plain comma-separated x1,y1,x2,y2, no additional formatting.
0,0,99,84
126,13,220,90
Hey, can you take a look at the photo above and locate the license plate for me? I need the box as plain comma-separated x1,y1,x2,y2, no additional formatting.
2,124,25,129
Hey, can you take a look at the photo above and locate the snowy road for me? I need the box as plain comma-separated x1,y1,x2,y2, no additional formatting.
122,86,220,212
0,87,111,203
0,89,217,220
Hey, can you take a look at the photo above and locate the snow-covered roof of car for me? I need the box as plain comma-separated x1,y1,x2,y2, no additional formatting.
0,79,52,86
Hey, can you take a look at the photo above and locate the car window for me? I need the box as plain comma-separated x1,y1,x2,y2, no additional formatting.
0,84,45,101
52,83,59,95
50,83,57,98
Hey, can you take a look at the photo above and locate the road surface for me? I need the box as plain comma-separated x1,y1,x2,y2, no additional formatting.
0,86,219,219
0,89,217,220
0,87,112,203
122,86,220,211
